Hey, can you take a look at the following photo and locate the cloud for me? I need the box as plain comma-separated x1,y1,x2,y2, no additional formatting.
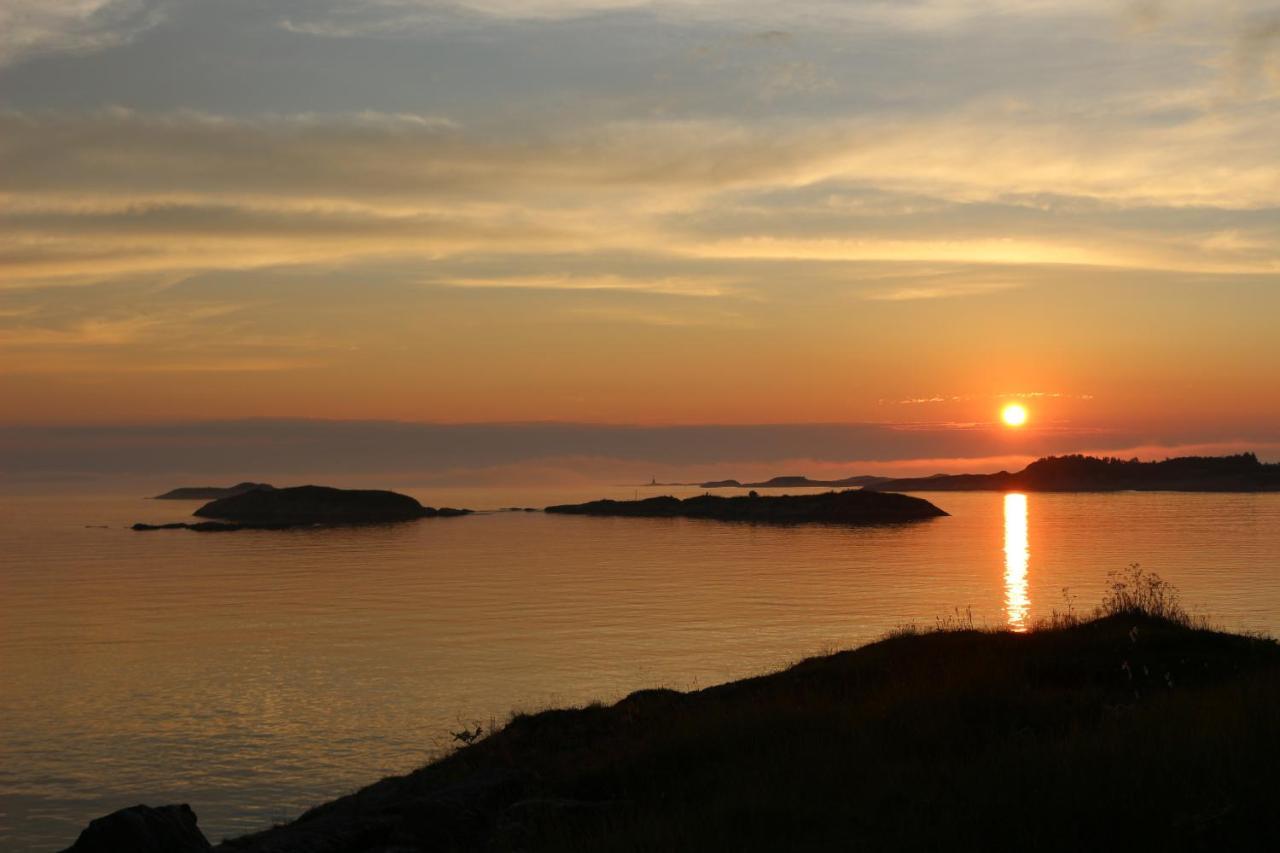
3,106,1278,296
440,273,739,297
0,0,166,67
275,1,1145,35
1230,11,1280,93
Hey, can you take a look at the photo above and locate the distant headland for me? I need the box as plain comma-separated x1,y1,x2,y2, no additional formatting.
868,453,1280,493
134,485,471,531
698,475,893,489
546,490,946,524
152,482,275,500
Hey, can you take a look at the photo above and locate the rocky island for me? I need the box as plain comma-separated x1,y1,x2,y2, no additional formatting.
867,452,1280,493
545,489,947,524
152,482,275,500
133,485,471,531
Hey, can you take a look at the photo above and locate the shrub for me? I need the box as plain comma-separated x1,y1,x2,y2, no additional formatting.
1097,563,1189,624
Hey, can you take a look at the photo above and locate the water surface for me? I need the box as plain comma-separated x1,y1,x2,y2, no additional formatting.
2,487,1278,850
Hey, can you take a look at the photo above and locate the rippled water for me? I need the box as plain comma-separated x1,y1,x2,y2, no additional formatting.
2,487,1279,850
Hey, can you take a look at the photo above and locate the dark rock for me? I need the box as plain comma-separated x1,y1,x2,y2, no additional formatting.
193,486,472,526
133,521,252,532
220,769,530,853
545,489,947,524
153,482,275,500
61,803,211,853
134,486,473,530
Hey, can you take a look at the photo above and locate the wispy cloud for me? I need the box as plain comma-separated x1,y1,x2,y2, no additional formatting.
439,273,738,297
891,392,1097,405
0,0,166,67
3,106,1278,295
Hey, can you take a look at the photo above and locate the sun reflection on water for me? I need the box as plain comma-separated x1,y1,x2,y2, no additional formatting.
1004,493,1030,631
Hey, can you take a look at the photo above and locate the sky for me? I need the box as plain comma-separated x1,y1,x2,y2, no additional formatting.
2,0,1279,483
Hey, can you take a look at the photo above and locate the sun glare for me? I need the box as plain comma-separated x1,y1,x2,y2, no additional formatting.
1001,403,1028,427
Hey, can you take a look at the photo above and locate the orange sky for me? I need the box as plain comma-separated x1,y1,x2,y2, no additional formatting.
1,0,1278,467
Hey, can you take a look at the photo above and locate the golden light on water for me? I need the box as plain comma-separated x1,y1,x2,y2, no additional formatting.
1003,493,1030,632
1001,403,1029,427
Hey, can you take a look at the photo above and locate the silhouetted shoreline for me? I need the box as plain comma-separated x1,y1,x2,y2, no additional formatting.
63,604,1280,852
869,453,1280,492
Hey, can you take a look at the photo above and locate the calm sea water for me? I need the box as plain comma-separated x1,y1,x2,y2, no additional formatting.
2,487,1279,850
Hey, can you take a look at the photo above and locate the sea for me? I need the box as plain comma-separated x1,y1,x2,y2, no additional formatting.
2,486,1278,850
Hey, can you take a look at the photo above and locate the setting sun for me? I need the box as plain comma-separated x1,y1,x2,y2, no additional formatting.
1001,403,1029,427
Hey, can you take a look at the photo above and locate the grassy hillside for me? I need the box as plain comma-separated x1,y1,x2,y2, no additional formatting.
223,571,1280,852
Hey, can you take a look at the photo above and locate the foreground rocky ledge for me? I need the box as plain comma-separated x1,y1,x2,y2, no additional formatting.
134,485,471,531
67,613,1280,851
545,489,948,524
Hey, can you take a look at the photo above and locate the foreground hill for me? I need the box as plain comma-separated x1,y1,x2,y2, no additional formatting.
68,585,1280,852
870,453,1280,492
545,490,947,524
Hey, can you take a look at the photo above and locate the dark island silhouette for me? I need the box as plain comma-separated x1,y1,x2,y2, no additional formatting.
699,474,892,489
545,489,946,524
868,452,1280,492
133,485,471,531
152,482,275,500
61,572,1280,852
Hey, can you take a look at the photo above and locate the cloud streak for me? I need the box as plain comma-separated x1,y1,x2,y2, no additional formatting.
0,0,166,67
3,106,1278,295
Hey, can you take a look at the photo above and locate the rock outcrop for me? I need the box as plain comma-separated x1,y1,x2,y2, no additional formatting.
60,804,211,853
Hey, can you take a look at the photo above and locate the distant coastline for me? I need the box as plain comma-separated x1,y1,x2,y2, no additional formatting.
696,474,893,489
868,453,1280,493
152,482,275,500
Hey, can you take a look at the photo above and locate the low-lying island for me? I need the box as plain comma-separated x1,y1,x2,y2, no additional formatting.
545,489,948,524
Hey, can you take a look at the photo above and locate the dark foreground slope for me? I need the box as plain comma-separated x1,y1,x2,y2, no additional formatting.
871,452,1280,492
184,614,1279,853
546,489,947,524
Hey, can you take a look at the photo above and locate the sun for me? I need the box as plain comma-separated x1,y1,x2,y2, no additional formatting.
1001,403,1029,427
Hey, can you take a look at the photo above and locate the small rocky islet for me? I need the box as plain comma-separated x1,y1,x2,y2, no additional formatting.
133,485,471,531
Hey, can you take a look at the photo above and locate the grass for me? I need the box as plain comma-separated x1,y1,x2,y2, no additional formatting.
223,569,1280,852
